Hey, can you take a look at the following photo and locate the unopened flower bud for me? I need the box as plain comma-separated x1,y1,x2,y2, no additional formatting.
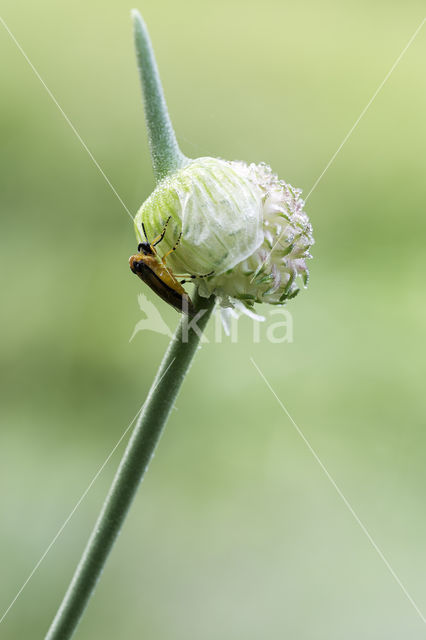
134,156,314,309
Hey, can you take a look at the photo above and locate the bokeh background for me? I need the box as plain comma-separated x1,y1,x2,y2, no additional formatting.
1,0,426,638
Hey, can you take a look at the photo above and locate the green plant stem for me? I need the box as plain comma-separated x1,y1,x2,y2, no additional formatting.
132,9,187,182
45,292,214,640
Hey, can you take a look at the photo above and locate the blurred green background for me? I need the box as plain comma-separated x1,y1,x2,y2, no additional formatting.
1,0,426,638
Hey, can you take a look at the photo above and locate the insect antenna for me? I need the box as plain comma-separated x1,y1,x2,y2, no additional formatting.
141,222,149,242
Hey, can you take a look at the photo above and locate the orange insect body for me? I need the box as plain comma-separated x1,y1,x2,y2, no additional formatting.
129,248,195,316
130,217,213,316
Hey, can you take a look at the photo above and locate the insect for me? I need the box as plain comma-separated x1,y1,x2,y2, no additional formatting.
129,217,213,316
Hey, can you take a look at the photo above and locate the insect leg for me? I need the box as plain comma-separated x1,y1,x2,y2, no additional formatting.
161,231,183,264
151,216,172,248
179,271,214,284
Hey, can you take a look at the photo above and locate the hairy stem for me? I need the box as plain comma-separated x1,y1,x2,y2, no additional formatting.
132,9,187,182
45,293,214,639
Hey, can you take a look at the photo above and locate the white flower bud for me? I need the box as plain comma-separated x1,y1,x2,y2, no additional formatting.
134,157,314,308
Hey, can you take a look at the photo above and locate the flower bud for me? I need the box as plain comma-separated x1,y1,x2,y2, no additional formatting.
134,157,314,308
